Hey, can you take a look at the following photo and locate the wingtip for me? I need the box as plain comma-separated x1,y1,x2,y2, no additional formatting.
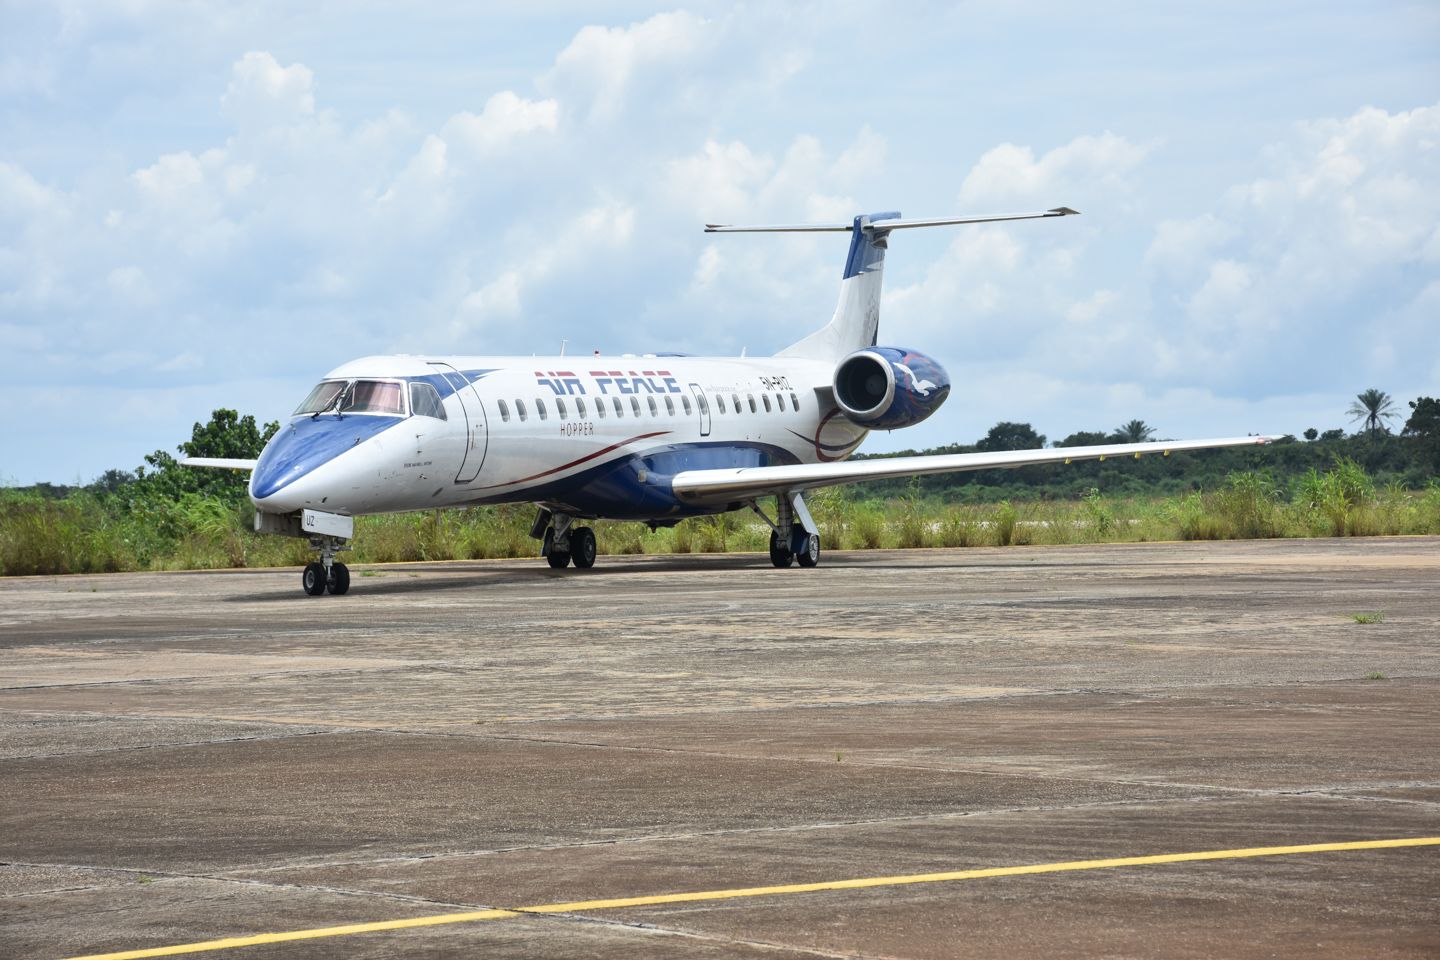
1049,206,1080,216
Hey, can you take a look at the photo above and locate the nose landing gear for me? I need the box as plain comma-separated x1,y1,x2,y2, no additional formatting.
302,534,351,596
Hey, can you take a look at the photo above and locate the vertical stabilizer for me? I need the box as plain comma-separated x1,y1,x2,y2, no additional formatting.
776,211,899,361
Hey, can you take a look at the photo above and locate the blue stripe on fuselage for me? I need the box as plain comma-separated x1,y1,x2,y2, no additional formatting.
404,369,497,401
465,440,802,519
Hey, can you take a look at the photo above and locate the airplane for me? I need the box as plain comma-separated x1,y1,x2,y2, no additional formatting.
183,207,1277,595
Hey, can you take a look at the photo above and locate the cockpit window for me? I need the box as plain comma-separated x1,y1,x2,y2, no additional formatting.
294,380,347,415
343,380,406,415
297,379,408,417
409,382,446,420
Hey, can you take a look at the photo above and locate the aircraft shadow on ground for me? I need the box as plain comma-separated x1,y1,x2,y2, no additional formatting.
219,554,921,601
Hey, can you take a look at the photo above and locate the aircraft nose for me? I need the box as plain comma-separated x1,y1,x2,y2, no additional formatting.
250,415,399,510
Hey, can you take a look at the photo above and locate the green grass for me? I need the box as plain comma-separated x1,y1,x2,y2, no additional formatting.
4,462,1439,577
1363,671,1388,680
1350,611,1386,624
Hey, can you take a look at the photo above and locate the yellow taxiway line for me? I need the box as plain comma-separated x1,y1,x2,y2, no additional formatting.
66,837,1440,960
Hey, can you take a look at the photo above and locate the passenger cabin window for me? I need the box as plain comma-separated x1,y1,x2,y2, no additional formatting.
731,393,741,412
716,394,726,414
762,394,772,413
536,398,548,421
594,397,605,418
630,396,642,417
577,397,588,418
409,382,446,420
682,395,693,415
697,393,710,415
613,397,625,417
647,396,658,416
498,399,510,422
516,399,528,422
557,397,568,419
790,391,799,411
664,396,675,416
747,393,757,413
294,380,347,415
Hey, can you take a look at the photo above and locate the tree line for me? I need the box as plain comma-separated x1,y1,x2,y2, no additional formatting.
852,390,1440,502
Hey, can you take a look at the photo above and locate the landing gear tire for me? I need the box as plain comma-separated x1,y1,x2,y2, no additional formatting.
327,562,350,595
302,562,327,596
571,527,597,569
543,528,571,568
769,530,794,568
795,531,820,568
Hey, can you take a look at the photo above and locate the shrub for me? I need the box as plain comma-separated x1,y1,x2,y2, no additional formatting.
991,500,1019,546
1216,471,1282,539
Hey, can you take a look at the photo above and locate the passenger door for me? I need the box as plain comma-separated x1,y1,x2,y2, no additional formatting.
688,383,711,437
428,362,488,484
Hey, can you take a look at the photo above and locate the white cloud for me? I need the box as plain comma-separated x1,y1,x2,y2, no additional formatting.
1149,102,1440,389
1186,259,1251,319
664,139,772,218
1144,213,1235,278
443,91,558,155
460,270,521,321
0,161,64,221
545,11,710,122
663,128,887,224
885,226,1029,337
1065,289,1117,325
446,201,636,346
222,51,315,126
131,150,205,200
106,264,152,302
958,132,1150,207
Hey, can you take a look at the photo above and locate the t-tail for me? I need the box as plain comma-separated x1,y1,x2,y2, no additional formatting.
705,207,1079,361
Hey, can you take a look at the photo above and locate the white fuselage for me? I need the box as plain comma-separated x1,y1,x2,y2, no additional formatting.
249,353,868,521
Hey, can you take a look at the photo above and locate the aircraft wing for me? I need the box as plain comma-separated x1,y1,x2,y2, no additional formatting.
180,457,258,471
671,436,1280,506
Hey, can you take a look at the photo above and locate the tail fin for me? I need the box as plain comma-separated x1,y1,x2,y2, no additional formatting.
705,207,1079,362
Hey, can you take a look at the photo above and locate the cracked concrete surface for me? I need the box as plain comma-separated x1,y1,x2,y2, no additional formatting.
1,538,1438,958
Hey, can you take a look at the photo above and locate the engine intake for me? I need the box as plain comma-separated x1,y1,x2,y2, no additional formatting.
832,347,950,429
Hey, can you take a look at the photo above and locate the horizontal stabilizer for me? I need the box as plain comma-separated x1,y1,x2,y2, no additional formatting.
672,435,1278,505
704,207,1078,234
180,457,258,472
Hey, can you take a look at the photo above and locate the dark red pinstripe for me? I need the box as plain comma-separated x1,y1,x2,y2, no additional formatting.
477,431,671,490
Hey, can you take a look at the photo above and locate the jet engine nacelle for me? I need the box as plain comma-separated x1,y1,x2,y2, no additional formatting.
832,346,951,430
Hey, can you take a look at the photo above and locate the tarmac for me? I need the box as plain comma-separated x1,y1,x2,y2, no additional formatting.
1,537,1437,959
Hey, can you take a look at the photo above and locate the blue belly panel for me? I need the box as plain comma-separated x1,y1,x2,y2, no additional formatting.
466,441,800,519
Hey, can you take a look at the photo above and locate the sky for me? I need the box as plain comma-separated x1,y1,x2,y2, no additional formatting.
2,1,1437,485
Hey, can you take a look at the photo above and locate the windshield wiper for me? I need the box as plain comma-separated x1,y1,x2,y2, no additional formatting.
313,386,350,420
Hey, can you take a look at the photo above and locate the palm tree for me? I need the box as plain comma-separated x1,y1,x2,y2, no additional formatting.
1113,419,1156,443
1347,389,1397,434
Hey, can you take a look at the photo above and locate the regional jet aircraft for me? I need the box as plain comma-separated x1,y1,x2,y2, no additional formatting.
185,208,1275,595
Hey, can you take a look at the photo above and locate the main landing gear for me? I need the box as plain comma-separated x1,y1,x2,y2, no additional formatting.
302,534,351,596
755,492,822,569
534,510,597,570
